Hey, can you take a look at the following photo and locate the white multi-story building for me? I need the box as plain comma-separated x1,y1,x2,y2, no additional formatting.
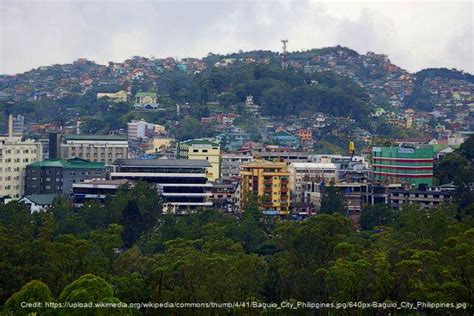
127,119,165,140
0,121,42,199
61,135,128,165
288,162,337,206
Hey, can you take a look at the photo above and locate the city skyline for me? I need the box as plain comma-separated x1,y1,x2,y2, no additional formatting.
1,0,473,75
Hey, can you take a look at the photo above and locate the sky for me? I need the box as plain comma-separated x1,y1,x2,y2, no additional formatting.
0,0,473,75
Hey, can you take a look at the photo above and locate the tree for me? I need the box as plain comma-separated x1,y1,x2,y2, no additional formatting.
320,185,346,215
58,274,128,315
359,205,396,230
3,280,54,315
120,200,146,248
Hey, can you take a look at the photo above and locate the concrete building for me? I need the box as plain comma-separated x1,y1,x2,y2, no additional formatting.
177,139,221,181
255,150,309,163
240,160,290,215
372,145,434,187
220,154,253,179
72,179,129,207
288,162,337,206
97,90,128,102
9,114,25,137
25,158,105,195
0,130,42,199
388,188,453,209
61,135,128,165
110,159,212,214
127,119,165,140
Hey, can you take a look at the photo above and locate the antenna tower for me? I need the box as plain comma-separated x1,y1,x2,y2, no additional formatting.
281,39,288,70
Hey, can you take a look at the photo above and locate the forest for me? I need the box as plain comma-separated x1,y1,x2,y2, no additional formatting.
1,179,473,314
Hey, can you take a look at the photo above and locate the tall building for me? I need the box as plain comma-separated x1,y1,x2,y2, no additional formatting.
372,145,434,187
60,135,128,165
25,158,105,195
288,162,337,206
48,132,62,159
9,114,25,137
177,139,221,181
239,160,290,215
0,136,42,199
110,159,212,214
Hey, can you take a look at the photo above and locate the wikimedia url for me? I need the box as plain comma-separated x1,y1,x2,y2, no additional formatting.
20,301,470,310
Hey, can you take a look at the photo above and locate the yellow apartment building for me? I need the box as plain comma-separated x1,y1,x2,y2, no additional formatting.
239,160,290,215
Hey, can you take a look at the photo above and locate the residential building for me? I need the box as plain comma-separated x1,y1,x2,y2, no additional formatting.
96,90,128,102
272,131,299,147
177,139,221,181
239,160,290,215
127,119,165,140
0,134,42,199
296,128,312,141
210,182,236,211
60,135,128,165
372,145,434,187
110,159,212,213
25,158,105,195
19,194,56,213
221,154,253,179
133,92,159,110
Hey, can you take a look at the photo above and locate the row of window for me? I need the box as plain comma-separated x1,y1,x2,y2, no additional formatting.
0,158,33,163
0,149,37,154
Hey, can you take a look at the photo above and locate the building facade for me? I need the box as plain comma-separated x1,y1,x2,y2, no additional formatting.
25,158,106,195
127,120,165,140
96,90,128,102
177,139,221,181
220,154,253,179
288,162,337,206
239,160,290,215
372,145,434,187
61,135,128,165
0,136,42,199
110,159,212,213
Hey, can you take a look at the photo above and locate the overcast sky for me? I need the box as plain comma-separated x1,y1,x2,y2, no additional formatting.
0,0,472,75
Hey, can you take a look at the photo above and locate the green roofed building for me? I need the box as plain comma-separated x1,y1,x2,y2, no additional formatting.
25,158,106,195
177,139,221,181
372,145,434,187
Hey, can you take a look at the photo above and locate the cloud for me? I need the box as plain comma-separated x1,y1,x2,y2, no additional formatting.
0,0,472,74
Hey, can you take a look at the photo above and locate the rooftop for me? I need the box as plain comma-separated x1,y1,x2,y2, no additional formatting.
135,92,157,97
290,162,337,169
27,158,105,169
115,159,211,168
180,139,219,146
21,194,57,205
64,135,127,141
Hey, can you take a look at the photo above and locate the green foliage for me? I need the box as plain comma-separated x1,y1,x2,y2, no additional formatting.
320,185,346,215
1,182,473,310
3,280,53,315
360,204,396,230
